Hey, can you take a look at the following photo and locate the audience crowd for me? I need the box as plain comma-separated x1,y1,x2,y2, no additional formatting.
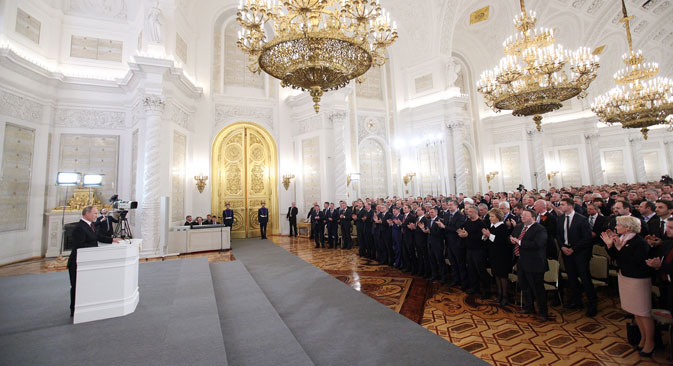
305,180,673,358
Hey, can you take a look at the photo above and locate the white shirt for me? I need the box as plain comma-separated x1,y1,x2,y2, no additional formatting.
643,213,656,223
81,217,93,227
563,211,575,245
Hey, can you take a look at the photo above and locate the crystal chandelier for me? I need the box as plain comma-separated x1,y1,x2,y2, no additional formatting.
236,0,398,113
591,0,673,140
477,0,599,131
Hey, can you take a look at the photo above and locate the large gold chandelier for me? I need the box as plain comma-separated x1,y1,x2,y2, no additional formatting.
477,0,599,131
591,0,673,140
237,0,398,113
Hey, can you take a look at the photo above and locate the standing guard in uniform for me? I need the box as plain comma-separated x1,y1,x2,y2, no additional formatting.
258,202,269,239
222,203,234,228
338,201,353,249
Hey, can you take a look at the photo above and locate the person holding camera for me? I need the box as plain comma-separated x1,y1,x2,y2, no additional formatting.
95,208,118,237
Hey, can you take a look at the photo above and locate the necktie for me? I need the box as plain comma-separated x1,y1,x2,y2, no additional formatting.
589,215,595,229
515,225,528,256
90,222,96,232
565,215,570,245
662,220,666,236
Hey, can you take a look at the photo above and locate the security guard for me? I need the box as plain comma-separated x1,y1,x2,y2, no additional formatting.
258,202,269,239
222,203,234,228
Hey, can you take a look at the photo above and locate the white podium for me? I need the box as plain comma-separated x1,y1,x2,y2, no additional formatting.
73,240,141,324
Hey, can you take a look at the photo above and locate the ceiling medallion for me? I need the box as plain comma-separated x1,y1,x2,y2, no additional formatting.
477,0,599,131
591,0,673,140
237,0,398,113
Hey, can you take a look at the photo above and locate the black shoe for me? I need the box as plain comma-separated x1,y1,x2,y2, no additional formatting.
315,246,319,248
536,315,550,322
586,307,597,317
466,289,477,295
447,281,459,287
639,349,654,358
481,292,491,300
517,308,535,315
500,298,509,306
461,286,469,292
564,302,583,310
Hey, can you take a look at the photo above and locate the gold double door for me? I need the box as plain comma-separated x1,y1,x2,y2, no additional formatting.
212,122,278,239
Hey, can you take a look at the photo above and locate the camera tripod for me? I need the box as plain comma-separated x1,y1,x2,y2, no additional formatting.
114,216,133,239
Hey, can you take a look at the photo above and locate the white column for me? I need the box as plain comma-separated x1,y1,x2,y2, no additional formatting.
331,111,349,202
140,95,165,255
630,136,647,183
584,132,603,185
529,129,548,189
665,140,673,176
448,121,467,195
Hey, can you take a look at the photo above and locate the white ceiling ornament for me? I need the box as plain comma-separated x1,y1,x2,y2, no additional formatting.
66,0,128,21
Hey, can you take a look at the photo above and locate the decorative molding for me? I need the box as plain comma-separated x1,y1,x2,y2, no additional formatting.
165,102,191,131
143,95,165,113
358,116,385,142
296,115,323,135
54,108,126,129
214,104,272,125
67,0,128,21
0,90,43,123
552,135,581,147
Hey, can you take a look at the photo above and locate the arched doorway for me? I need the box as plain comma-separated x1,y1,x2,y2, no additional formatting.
212,122,278,238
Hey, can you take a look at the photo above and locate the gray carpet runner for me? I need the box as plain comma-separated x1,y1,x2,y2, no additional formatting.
232,239,487,366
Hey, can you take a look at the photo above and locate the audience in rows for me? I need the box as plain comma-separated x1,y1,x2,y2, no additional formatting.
305,180,673,358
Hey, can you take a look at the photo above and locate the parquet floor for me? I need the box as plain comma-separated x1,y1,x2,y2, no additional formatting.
2,236,670,365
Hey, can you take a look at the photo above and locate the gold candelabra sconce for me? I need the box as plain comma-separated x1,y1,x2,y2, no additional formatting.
546,170,559,186
282,174,295,191
485,171,499,189
194,173,208,194
403,172,416,186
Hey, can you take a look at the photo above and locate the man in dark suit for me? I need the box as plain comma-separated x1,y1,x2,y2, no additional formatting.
310,204,325,248
511,209,549,321
184,215,194,226
68,206,120,317
286,202,298,237
401,205,416,272
445,200,467,288
653,200,673,239
420,207,445,282
557,198,597,316
607,200,648,235
361,203,375,259
327,203,339,248
95,208,118,237
533,200,557,259
222,203,234,228
338,201,353,249
258,202,269,239
586,203,608,247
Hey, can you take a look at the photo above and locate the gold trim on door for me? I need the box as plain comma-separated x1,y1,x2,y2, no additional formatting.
212,122,278,238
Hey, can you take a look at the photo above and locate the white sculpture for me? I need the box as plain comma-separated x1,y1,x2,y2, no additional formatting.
446,57,462,88
146,4,162,44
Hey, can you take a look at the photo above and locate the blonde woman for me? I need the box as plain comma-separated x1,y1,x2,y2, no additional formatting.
600,216,654,357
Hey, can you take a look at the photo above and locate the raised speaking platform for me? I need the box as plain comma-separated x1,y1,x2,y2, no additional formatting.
0,239,486,366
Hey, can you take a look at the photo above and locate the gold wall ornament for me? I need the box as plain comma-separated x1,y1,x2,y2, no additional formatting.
52,187,111,212
212,122,278,238
194,174,208,193
591,0,673,140
402,172,416,186
470,6,490,25
477,0,599,131
282,174,295,190
546,170,559,185
236,0,398,113
592,45,605,55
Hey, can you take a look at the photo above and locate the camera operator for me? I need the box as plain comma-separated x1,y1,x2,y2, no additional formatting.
95,208,119,237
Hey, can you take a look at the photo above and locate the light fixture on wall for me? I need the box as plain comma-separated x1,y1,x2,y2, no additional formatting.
546,170,559,185
485,171,499,190
282,174,295,191
403,172,416,186
347,172,361,187
56,172,82,260
82,174,104,207
194,173,208,194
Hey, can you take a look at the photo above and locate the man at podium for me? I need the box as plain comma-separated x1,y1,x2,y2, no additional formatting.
67,205,121,317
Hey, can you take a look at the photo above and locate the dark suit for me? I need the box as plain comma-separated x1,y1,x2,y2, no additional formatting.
647,216,665,239
67,219,113,315
608,214,648,236
338,207,353,249
286,206,298,237
401,213,416,272
258,207,269,239
513,223,548,316
95,214,118,237
588,214,608,248
557,212,596,309
414,215,430,277
427,216,446,282
311,209,325,248
444,210,467,286
327,209,339,248
536,212,558,259
361,209,374,259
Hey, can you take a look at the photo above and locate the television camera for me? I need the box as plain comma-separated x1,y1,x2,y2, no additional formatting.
109,194,138,239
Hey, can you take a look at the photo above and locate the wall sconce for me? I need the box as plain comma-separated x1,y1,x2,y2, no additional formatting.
194,173,208,193
485,171,499,189
347,173,360,187
403,172,416,186
282,174,295,190
546,170,559,186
